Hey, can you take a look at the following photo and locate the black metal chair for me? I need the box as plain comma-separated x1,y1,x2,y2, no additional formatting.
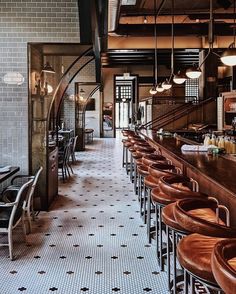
2,166,43,233
0,178,34,260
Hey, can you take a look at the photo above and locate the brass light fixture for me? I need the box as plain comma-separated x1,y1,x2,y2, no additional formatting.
35,61,55,96
221,0,236,66
42,61,55,74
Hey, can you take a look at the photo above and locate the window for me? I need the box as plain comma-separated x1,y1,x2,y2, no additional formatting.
185,78,199,103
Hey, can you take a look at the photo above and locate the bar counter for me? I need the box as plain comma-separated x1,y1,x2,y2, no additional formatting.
140,129,236,225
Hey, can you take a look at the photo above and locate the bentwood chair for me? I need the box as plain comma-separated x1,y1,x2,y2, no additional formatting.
2,166,43,233
70,135,78,163
0,178,34,260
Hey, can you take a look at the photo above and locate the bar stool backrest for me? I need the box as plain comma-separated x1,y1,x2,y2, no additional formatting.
174,198,236,238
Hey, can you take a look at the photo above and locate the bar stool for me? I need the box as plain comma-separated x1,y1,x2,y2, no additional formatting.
136,155,168,220
151,174,202,271
161,192,213,293
211,238,236,294
175,198,236,293
145,163,180,242
129,141,152,182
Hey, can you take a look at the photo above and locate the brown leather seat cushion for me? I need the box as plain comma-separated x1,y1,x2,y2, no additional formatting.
135,158,143,165
136,149,155,157
130,138,146,144
142,154,166,166
137,164,149,177
151,187,180,206
177,233,223,284
124,141,133,148
129,146,136,152
162,203,187,233
188,208,225,225
144,175,159,189
211,239,236,294
174,198,236,238
148,163,176,178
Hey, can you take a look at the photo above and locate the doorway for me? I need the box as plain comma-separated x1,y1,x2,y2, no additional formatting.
114,75,137,130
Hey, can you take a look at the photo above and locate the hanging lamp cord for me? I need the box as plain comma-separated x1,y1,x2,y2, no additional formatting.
168,0,175,82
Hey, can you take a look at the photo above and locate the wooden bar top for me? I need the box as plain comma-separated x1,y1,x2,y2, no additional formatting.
140,129,236,197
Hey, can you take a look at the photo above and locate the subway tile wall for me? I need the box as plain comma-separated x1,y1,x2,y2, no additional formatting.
0,0,80,173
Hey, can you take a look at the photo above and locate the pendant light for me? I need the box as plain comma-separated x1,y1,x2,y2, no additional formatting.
221,0,236,66
186,0,215,79
164,0,175,88
162,79,172,90
173,70,186,84
156,83,165,92
186,64,202,79
149,0,158,95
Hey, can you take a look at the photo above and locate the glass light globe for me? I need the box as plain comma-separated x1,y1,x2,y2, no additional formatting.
221,48,236,66
186,65,202,79
173,71,186,84
149,86,157,95
162,80,172,90
156,84,165,93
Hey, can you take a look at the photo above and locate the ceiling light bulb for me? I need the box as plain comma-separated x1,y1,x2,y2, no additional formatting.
149,86,157,95
162,79,172,90
220,47,236,66
186,65,202,79
173,71,186,84
144,16,147,24
156,84,165,93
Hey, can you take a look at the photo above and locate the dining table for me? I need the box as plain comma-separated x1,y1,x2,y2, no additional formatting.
0,166,20,184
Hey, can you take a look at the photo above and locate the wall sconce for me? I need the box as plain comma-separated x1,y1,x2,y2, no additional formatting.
34,61,55,96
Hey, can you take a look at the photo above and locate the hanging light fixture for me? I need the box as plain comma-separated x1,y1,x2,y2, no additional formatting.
186,0,215,79
164,0,175,88
186,64,202,79
42,61,55,74
221,0,236,66
156,83,165,92
173,70,186,84
162,79,172,90
149,0,158,95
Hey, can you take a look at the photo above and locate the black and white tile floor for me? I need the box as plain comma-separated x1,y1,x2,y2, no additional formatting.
0,137,180,293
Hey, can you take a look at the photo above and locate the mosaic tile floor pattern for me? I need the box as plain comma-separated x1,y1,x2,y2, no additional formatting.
0,137,169,294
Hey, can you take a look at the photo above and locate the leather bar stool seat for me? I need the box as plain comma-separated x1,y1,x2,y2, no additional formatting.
122,130,135,137
174,198,231,237
178,233,224,285
142,154,167,166
128,134,141,140
148,163,176,179
130,138,148,145
137,164,149,177
162,202,186,233
212,239,236,294
158,175,199,198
